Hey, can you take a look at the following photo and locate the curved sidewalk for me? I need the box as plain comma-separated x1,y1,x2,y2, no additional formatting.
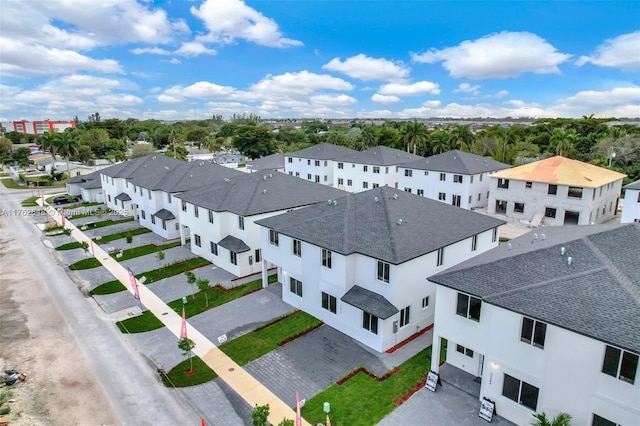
40,201,308,426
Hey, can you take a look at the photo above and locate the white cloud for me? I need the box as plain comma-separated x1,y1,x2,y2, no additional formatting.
550,87,640,117
157,94,183,104
248,71,354,98
576,31,640,70
371,94,401,104
174,42,217,57
412,31,571,79
453,83,481,94
190,0,302,49
310,94,358,106
169,58,182,65
495,90,509,99
378,81,440,96
131,47,171,55
173,81,236,99
322,54,409,81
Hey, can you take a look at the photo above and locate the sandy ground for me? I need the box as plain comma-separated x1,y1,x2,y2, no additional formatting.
0,215,119,425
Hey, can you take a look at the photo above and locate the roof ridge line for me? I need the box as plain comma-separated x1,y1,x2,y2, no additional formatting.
382,190,398,262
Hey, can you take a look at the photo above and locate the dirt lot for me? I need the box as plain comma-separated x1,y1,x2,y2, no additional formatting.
0,216,118,426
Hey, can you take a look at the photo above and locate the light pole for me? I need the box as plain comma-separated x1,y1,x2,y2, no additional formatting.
608,149,616,167
323,402,330,426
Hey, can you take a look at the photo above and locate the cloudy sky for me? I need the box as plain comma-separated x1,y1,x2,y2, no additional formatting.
1,0,639,122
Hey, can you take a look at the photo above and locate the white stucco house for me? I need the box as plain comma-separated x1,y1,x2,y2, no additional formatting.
621,179,640,223
397,150,510,209
66,170,104,203
488,156,626,226
176,170,345,278
428,223,640,426
246,153,285,174
256,186,505,353
284,143,358,186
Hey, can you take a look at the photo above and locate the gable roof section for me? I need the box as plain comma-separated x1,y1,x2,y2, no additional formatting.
287,143,358,160
176,169,345,217
624,179,640,190
401,150,510,175
490,156,626,188
217,235,251,253
100,155,181,180
334,145,422,166
256,186,505,264
341,285,398,319
429,223,640,354
67,170,100,184
247,154,285,171
130,160,242,193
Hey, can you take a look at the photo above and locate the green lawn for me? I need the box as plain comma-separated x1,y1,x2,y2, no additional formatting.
116,310,164,333
301,347,434,426
55,241,82,250
161,356,218,387
69,257,100,270
90,257,212,295
93,227,151,243
75,217,134,230
219,311,322,366
68,241,181,270
1,178,25,189
21,196,40,207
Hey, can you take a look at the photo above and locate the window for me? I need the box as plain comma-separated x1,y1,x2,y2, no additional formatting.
269,229,279,246
288,157,293,163
568,186,583,198
525,181,532,189
548,184,558,195
363,182,369,189
148,190,151,200
167,193,172,203
497,178,509,189
324,161,327,166
289,171,293,176
322,292,337,314
210,242,218,255
255,249,261,263
338,178,344,185
592,414,620,426
521,317,547,349
194,206,199,218
315,160,320,166
399,306,410,327
377,261,390,283
373,166,380,174
514,202,525,213
417,189,424,196
453,174,463,183
363,165,368,172
404,187,411,193
602,346,638,384
238,216,244,230
437,247,445,266
194,234,201,247
480,174,483,182
362,312,378,334
452,195,461,207
315,175,320,183
293,239,302,257
373,183,379,188
471,234,478,251
422,296,429,309
468,195,472,205
405,169,413,177
307,159,311,165
438,192,446,201
141,210,146,220
307,173,312,180
324,175,328,182
478,193,481,201
456,344,474,357
182,200,187,212
456,293,481,321
322,249,332,268
289,277,303,297
545,207,557,218
638,192,640,203
470,176,474,183
492,228,498,243
338,162,344,169
208,210,214,223
295,172,300,177
440,173,446,181
230,251,237,265
502,374,539,411
347,179,353,186
151,214,155,224
162,220,166,230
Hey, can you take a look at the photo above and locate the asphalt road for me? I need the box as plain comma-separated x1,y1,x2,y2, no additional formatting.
0,178,197,425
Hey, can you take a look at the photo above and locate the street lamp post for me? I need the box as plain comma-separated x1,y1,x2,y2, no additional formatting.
323,402,330,426
609,150,616,168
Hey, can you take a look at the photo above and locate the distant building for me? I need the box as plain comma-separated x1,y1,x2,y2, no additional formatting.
246,153,285,173
284,143,358,187
2,120,75,135
621,179,640,223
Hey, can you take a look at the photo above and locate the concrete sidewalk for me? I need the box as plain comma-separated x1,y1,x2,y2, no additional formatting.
39,199,309,426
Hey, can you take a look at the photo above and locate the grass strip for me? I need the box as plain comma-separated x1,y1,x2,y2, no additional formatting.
21,196,39,207
1,178,26,189
161,356,218,387
93,227,151,243
68,241,182,270
75,217,134,230
91,257,211,295
219,311,322,366
55,241,82,250
69,257,100,270
116,310,164,333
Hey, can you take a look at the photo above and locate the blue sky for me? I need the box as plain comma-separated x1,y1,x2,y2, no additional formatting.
1,0,639,122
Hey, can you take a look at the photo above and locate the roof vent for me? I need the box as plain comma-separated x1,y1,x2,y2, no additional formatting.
393,194,398,200
269,173,273,178
540,233,546,240
164,166,170,170
397,218,403,225
263,189,267,194
224,178,230,182
567,256,573,265
328,199,332,204
374,197,379,203
332,200,337,206
199,162,204,166
263,175,267,180
507,242,512,250
152,156,156,159
190,174,193,178
532,233,538,243
560,246,566,256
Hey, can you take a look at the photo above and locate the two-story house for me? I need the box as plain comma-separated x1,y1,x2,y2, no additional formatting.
284,143,357,186
621,179,640,223
256,186,504,352
246,153,285,174
332,146,422,193
488,156,626,225
66,170,103,203
397,150,510,209
175,170,345,278
428,223,640,426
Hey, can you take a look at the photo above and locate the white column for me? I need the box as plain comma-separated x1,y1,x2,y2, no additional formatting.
431,333,442,373
179,224,185,246
261,259,268,288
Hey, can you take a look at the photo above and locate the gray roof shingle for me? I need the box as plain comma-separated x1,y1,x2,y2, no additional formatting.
256,186,505,264
341,285,399,319
429,223,640,354
115,192,131,201
401,150,511,174
154,209,176,220
286,143,358,160
624,179,640,190
247,154,285,171
334,146,422,166
217,235,251,253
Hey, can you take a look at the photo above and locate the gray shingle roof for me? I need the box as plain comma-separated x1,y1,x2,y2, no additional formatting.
115,192,131,201
256,186,505,264
341,285,399,319
286,143,358,160
176,169,345,217
100,155,180,179
67,170,101,189
154,209,176,220
247,154,285,171
624,179,640,190
401,150,511,174
217,235,251,253
429,223,640,354
79,178,102,190
334,146,422,166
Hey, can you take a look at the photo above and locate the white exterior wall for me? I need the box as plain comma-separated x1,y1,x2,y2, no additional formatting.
621,188,640,223
102,174,134,216
260,226,500,352
488,178,623,225
332,162,396,192
284,156,333,186
431,286,640,426
80,187,104,203
130,187,180,240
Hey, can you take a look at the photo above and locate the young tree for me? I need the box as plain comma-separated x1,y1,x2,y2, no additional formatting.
155,250,165,274
125,232,133,254
196,277,211,309
185,271,196,299
531,412,572,426
177,337,196,374
251,404,270,426
80,241,90,258
62,227,72,242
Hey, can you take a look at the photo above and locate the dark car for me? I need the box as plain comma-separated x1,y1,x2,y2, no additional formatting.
53,195,78,204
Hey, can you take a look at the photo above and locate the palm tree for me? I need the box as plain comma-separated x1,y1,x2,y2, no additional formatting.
38,131,58,159
531,412,572,426
449,124,476,152
360,126,378,148
55,131,78,178
550,128,576,157
430,130,450,154
400,119,428,154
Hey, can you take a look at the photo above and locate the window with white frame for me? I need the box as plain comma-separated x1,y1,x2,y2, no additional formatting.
338,178,344,185
373,166,380,174
456,344,474,357
363,165,368,172
315,175,320,183
293,239,302,257
377,260,390,283
502,374,539,411
417,189,424,196
255,249,261,262
373,183,379,188
362,312,378,334
438,192,446,201
148,189,151,199
436,247,445,266
405,169,412,177
440,173,446,181
307,159,311,165
182,200,187,212
404,188,411,193
321,292,337,314
338,162,344,169
194,206,199,218
194,234,201,247
521,317,547,349
210,242,218,255
347,179,353,186
289,277,303,297
602,346,638,384
456,293,481,321
141,210,146,220
453,174,463,183
167,193,171,203
238,216,244,230
399,306,410,327
269,229,279,246
307,173,312,180
151,214,155,224
208,210,214,223
592,414,621,426
315,160,320,166
421,296,429,309
492,228,498,243
471,234,478,251
230,251,237,265
288,157,293,163
363,182,369,189
322,249,332,268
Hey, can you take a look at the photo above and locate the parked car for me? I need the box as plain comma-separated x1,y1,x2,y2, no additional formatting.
53,195,79,204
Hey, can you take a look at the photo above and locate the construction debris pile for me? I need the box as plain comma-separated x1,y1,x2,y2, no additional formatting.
0,370,26,387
